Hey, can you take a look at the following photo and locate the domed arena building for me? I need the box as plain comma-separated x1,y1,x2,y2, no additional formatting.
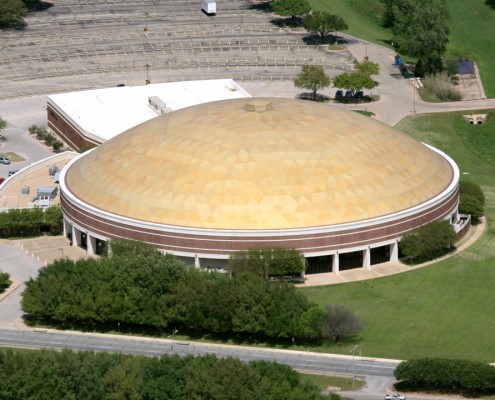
60,97,460,274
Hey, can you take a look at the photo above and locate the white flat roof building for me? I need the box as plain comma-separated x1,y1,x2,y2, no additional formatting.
47,79,251,150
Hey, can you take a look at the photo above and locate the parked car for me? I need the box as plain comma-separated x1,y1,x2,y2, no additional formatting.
385,394,406,400
0,156,11,165
335,90,343,99
344,90,353,98
8,169,19,177
0,177,5,185
354,90,364,100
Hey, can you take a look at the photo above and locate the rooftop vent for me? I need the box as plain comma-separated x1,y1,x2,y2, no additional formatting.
245,99,272,112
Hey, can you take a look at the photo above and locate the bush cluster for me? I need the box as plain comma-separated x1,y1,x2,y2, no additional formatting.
0,206,63,238
459,180,485,221
0,271,10,291
399,220,456,261
22,241,327,342
395,358,495,396
422,72,462,101
28,124,63,151
0,349,335,400
228,248,306,278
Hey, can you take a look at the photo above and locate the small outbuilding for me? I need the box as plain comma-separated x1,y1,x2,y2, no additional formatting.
37,186,58,207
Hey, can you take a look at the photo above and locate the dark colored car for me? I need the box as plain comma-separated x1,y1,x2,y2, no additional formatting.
344,90,353,98
0,177,5,185
335,90,343,99
354,91,364,100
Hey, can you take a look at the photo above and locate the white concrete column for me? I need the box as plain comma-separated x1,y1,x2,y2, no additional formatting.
194,254,200,268
390,240,399,262
363,246,371,270
87,235,96,255
63,217,70,238
72,226,81,247
332,252,340,274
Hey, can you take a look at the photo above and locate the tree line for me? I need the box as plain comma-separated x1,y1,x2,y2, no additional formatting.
0,0,51,29
0,205,63,238
22,240,362,344
0,348,338,400
395,358,495,396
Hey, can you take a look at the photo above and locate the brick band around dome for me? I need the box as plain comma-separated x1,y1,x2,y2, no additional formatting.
60,97,460,272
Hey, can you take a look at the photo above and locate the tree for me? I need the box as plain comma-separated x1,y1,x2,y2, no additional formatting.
0,118,6,139
354,60,380,76
394,358,495,396
399,220,456,260
0,271,10,291
322,304,362,343
333,71,375,96
459,181,485,220
303,11,348,43
383,0,450,76
43,205,63,234
294,64,330,101
227,248,306,278
0,0,27,29
270,0,311,25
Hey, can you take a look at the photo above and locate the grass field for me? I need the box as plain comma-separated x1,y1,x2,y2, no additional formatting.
307,0,495,97
301,374,365,391
302,110,495,362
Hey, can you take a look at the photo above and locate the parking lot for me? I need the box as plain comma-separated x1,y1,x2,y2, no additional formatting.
0,0,355,100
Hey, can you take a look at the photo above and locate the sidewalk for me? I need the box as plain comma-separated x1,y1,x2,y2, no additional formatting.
302,218,485,287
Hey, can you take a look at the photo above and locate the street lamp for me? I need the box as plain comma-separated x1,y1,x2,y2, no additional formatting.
145,63,151,84
410,77,421,114
59,248,64,258
168,328,178,351
350,345,359,388
364,42,369,61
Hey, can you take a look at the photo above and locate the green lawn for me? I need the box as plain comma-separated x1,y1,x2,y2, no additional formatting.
308,0,495,97
0,152,24,162
301,373,365,391
302,110,495,362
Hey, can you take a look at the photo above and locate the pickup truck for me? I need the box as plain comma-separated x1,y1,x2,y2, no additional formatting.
385,394,406,400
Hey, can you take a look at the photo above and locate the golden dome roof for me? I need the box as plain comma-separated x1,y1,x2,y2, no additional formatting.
65,98,454,230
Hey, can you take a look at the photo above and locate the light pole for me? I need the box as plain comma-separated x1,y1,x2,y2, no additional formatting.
410,77,420,114
59,248,64,258
350,345,359,388
168,328,178,351
364,42,369,61
145,63,151,84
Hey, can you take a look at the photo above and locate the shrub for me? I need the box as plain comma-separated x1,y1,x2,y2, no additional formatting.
399,220,456,261
422,72,462,101
459,180,485,220
0,271,10,290
52,139,63,151
395,358,495,396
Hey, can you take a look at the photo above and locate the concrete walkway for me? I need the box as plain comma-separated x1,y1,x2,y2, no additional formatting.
302,218,485,287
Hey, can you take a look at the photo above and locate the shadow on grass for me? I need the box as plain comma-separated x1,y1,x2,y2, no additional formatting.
485,0,495,9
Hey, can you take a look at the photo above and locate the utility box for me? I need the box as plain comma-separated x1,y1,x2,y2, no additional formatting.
201,0,216,15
